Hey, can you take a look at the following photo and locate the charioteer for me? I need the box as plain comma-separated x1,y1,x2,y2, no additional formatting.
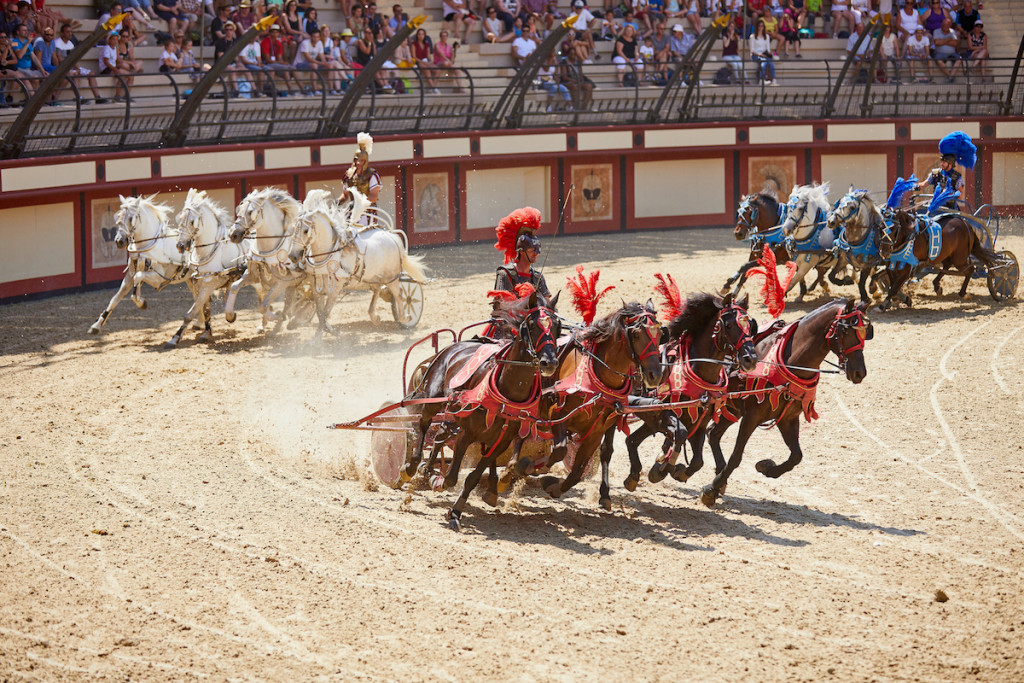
339,132,381,211
917,131,976,210
492,206,551,299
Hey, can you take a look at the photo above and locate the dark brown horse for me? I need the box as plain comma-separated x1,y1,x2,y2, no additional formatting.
399,291,561,530
611,292,760,494
723,193,825,299
701,298,872,507
878,208,1000,310
523,301,664,511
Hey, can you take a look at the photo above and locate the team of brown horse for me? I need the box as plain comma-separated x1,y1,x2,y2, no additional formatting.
401,274,873,531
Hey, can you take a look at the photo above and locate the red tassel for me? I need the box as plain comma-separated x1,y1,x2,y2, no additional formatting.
746,245,796,318
566,265,615,326
513,282,536,299
653,272,684,322
486,290,518,302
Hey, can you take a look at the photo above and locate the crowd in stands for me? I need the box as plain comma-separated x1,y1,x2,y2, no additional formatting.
0,0,1006,107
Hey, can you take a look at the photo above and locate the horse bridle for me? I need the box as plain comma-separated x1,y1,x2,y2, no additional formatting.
623,308,661,367
237,201,295,259
499,305,558,368
712,304,753,354
735,196,758,237
825,308,873,369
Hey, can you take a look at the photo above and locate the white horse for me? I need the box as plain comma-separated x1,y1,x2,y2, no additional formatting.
223,187,311,333
826,187,888,303
88,195,194,335
290,189,427,336
779,183,840,300
168,189,249,347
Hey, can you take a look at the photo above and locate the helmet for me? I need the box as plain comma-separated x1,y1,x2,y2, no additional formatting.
516,232,541,254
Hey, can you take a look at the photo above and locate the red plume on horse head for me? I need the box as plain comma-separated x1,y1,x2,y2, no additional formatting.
494,207,542,264
566,265,614,326
746,244,797,319
653,272,684,322
486,282,537,302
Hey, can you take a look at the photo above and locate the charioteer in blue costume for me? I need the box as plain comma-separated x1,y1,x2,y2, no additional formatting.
917,131,976,210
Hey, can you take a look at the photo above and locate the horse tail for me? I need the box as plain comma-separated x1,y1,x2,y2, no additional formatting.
971,240,1000,268
401,251,429,284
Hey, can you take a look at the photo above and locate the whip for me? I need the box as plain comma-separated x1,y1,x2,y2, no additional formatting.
539,183,573,276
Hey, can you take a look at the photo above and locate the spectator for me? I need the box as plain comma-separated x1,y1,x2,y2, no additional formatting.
232,0,255,31
649,20,669,74
619,8,640,35
326,28,355,92
261,23,300,94
13,0,35,35
302,5,318,35
387,3,408,38
35,0,84,33
0,32,15,106
965,20,987,81
236,23,268,93
155,0,191,37
99,34,133,99
352,25,393,92
537,50,570,109
954,0,981,41
1,3,19,36
803,0,821,32
905,25,931,82
511,20,536,66
633,0,653,37
831,0,854,39
921,0,949,35
879,21,900,83
720,18,742,80
117,25,143,71
211,4,233,43
682,0,700,35
295,25,330,92
638,33,655,79
214,20,237,60
750,20,775,84
932,15,959,82
784,0,806,29
365,3,386,36
777,8,800,57
180,36,205,79
568,1,600,56
159,34,181,70
432,28,463,91
11,22,40,95
442,0,477,45
482,5,512,42
648,0,665,25
613,23,640,86
411,27,438,91
669,22,692,60
520,0,550,35
895,0,922,44
346,3,365,36
558,50,592,108
31,24,56,74
52,22,107,102
759,10,779,55
282,0,306,49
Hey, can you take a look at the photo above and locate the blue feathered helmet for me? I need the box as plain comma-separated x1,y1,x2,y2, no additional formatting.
938,131,977,170
886,174,919,210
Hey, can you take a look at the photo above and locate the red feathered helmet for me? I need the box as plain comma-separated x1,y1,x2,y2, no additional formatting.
494,207,542,264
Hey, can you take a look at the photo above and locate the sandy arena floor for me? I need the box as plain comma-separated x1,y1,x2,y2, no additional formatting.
1,227,1022,682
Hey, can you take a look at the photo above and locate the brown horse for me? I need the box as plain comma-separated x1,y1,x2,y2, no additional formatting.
522,301,663,511
612,292,760,494
723,193,826,299
878,208,1000,310
702,298,872,507
398,291,561,530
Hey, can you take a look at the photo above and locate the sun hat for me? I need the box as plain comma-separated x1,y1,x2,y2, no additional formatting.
572,0,584,7
340,27,354,36
270,23,280,29
671,23,683,32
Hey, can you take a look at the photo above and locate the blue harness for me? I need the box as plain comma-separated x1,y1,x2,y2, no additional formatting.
786,207,829,254
745,201,789,248
887,216,942,269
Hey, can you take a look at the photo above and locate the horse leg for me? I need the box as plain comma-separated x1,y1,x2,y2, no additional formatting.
598,426,616,511
89,273,135,334
724,259,757,295
446,434,483,531
754,414,802,478
879,267,911,311
541,431,602,500
857,267,874,304
957,264,975,298
623,420,655,490
481,459,501,508
367,288,382,324
648,414,681,484
224,267,253,324
198,301,213,342
701,414,759,507
672,418,707,483
167,279,216,347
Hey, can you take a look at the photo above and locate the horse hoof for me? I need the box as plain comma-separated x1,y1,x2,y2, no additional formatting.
623,476,638,492
225,312,237,323
700,486,719,508
540,475,562,498
399,465,415,484
600,497,612,512
648,464,669,484
447,514,461,532
513,457,532,477
443,472,459,491
135,299,148,310
755,459,774,476
164,340,179,349
481,491,499,507
671,465,691,482
87,325,100,335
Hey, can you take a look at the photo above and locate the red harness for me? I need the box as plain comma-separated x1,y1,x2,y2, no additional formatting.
658,335,730,425
449,343,507,389
722,322,820,424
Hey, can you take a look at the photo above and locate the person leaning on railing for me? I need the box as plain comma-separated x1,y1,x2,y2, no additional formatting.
0,31,18,107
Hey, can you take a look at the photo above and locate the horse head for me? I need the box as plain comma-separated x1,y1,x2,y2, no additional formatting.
507,290,562,378
825,298,872,384
230,191,262,244
716,292,758,372
113,195,135,249
622,300,663,389
878,208,915,260
781,183,830,238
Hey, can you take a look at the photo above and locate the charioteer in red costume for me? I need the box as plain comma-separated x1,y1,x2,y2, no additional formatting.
492,206,551,300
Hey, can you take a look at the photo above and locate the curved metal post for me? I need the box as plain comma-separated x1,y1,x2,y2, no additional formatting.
320,16,425,140
484,14,577,129
159,14,278,148
648,14,730,124
0,13,127,159
822,14,881,118
1002,33,1024,116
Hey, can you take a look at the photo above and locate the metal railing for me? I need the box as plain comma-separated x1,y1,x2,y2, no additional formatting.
1,37,1022,158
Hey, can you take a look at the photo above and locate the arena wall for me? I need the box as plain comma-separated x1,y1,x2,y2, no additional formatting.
1,118,1022,302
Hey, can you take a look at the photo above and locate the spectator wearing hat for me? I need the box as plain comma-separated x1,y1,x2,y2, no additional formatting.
905,25,932,83
669,21,692,60
214,21,242,94
261,22,301,94
568,0,600,59
232,0,255,31
966,19,987,81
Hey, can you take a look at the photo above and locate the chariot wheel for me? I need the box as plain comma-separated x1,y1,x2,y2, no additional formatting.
289,280,318,326
369,401,414,489
987,250,1019,302
391,275,424,329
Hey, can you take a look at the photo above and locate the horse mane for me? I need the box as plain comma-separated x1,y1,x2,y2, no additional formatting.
303,188,336,214
665,292,723,341
491,294,533,327
118,194,173,226
803,297,853,328
581,301,648,344
755,192,780,216
791,182,831,211
182,188,231,227
254,187,302,224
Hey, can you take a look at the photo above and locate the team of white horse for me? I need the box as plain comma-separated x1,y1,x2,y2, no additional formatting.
88,186,427,346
